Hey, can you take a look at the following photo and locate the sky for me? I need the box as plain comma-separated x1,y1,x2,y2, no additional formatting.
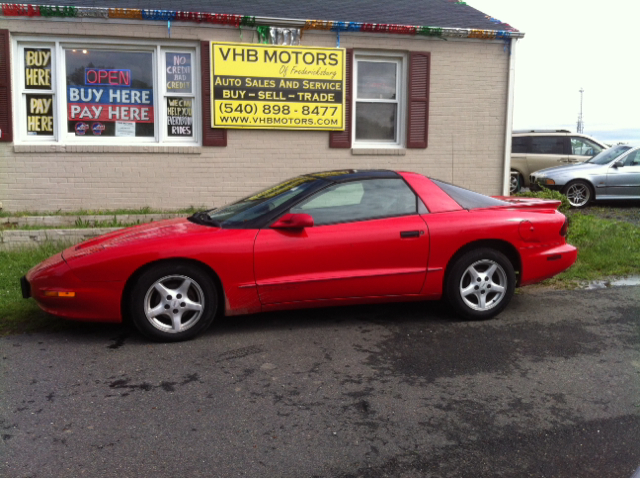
468,0,640,145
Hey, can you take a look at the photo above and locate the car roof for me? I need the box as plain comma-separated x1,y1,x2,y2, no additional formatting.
305,170,400,182
513,129,571,134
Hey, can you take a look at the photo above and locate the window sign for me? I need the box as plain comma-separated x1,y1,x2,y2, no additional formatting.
65,49,154,137
165,52,192,94
211,42,345,130
115,121,136,137
26,94,54,135
167,97,193,137
24,48,52,90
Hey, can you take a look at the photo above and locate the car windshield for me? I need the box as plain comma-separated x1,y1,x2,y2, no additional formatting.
201,176,320,226
586,145,632,165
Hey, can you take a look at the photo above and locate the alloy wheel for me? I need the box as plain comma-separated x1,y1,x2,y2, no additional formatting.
143,274,205,333
459,259,507,311
565,182,591,207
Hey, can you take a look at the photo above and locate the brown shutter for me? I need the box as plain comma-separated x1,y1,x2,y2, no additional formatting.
406,52,430,149
329,48,353,148
0,29,13,143
201,40,226,146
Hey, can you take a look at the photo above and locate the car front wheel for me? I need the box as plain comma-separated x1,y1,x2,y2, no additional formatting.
129,262,218,342
446,248,515,320
563,180,592,208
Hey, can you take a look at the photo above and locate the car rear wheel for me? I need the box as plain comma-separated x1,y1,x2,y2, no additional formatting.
563,180,592,208
129,262,218,342
446,248,515,320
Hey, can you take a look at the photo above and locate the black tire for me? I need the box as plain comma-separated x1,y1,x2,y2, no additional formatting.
129,262,218,342
509,172,522,194
446,248,516,320
562,180,593,208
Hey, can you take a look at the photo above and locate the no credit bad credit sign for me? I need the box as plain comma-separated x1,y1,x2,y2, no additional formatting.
210,43,345,130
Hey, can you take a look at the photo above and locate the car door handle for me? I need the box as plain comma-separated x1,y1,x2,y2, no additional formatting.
400,230,421,238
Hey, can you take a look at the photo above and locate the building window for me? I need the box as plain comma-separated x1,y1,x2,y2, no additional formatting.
15,38,198,145
66,49,154,138
353,53,405,148
22,45,55,138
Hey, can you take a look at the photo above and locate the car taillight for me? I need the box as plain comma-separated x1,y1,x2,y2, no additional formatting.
560,218,568,237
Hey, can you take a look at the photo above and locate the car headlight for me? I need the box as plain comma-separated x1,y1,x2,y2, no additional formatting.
539,178,556,185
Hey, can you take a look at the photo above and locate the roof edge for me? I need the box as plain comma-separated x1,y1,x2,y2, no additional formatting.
0,4,525,40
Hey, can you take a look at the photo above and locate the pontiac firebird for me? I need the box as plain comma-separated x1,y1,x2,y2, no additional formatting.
21,170,577,341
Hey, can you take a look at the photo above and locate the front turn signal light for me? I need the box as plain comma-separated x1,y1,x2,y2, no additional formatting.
43,291,76,298
541,179,556,185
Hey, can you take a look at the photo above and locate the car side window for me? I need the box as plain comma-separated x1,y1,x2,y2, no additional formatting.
571,138,602,156
290,178,418,226
530,136,564,154
624,150,640,166
512,136,529,153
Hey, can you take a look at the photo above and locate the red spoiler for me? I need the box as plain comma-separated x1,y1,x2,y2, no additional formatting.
492,196,562,211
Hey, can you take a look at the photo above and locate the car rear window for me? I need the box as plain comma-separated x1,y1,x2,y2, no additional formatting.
432,179,509,210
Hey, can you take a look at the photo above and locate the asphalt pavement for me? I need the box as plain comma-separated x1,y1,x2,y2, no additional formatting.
1,286,639,477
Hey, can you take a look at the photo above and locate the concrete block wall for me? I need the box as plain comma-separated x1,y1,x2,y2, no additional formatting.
0,17,509,212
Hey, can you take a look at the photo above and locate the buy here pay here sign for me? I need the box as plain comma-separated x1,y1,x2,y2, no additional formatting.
211,43,345,130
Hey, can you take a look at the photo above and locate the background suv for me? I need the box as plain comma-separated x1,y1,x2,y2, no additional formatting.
510,130,608,193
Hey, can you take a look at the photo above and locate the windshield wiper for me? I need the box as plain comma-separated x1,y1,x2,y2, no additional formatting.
187,211,221,227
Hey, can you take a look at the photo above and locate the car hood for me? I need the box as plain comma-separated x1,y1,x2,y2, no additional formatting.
62,218,216,260
534,162,602,177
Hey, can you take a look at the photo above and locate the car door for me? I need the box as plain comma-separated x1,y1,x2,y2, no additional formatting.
605,149,640,197
253,178,430,305
527,136,568,172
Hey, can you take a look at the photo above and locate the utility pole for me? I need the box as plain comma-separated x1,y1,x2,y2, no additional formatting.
576,88,584,133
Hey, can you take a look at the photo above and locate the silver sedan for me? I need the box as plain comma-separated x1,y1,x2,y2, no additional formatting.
529,145,640,207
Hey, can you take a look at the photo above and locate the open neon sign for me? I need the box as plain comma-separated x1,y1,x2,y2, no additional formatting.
85,68,132,86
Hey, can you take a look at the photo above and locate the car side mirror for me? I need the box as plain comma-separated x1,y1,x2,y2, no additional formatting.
271,213,314,229
613,161,624,168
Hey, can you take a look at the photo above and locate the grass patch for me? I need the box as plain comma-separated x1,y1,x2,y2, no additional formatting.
0,243,73,336
544,213,640,287
515,188,640,288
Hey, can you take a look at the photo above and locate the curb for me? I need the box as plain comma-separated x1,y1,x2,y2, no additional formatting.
0,213,184,228
0,227,123,250
0,213,187,250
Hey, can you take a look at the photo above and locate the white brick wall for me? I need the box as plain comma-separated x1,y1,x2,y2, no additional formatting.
0,17,509,212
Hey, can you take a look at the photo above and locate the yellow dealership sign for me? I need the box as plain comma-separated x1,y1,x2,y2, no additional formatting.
210,42,345,130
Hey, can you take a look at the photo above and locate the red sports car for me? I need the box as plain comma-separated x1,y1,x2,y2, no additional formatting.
22,170,577,341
